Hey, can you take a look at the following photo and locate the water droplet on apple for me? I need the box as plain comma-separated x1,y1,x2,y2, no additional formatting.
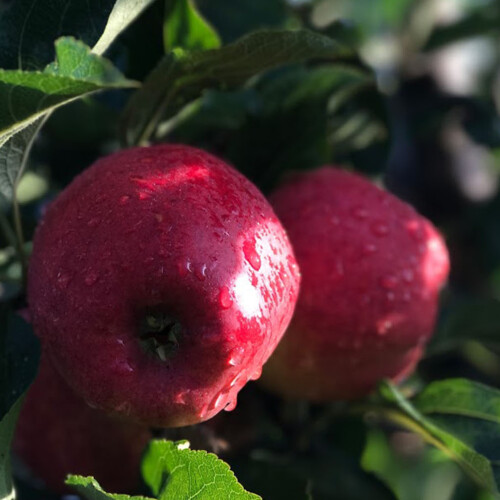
224,398,237,412
362,243,377,255
352,206,368,219
249,365,262,380
372,222,390,237
174,391,188,405
377,319,393,336
243,239,261,271
335,259,344,276
227,346,244,366
56,272,71,289
119,195,130,205
219,286,233,309
87,217,99,227
402,269,414,283
229,374,241,387
379,275,398,289
84,272,98,286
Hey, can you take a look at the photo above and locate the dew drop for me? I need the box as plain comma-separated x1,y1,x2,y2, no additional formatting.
227,346,244,366
139,192,150,200
243,240,261,271
84,272,98,286
224,398,237,412
251,274,258,287
155,213,164,223
119,195,130,205
379,275,398,289
56,272,71,289
362,243,377,255
352,206,368,219
174,392,188,405
377,319,393,336
210,392,225,411
249,366,262,380
372,222,390,237
219,286,233,309
402,269,414,283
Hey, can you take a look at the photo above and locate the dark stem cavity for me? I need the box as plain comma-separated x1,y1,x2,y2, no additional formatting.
139,312,182,361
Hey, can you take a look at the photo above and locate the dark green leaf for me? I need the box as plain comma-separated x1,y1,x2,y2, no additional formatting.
425,4,500,52
197,0,292,44
164,0,220,52
0,37,136,200
0,305,40,421
141,440,261,500
0,0,156,69
0,397,23,500
379,381,498,494
121,28,353,146
0,117,46,204
232,450,396,500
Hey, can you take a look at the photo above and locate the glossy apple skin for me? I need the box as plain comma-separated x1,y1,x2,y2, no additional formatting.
13,354,151,494
260,167,449,401
28,145,300,427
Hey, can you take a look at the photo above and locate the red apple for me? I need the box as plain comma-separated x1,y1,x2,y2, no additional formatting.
13,354,151,494
260,167,449,401
27,144,300,427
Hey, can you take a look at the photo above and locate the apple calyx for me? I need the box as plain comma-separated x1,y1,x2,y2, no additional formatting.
139,312,182,361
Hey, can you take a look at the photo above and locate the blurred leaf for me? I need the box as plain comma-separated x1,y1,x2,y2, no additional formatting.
66,475,153,500
0,117,46,206
431,299,500,353
232,450,396,500
0,305,40,421
379,381,499,495
141,440,261,499
92,0,158,56
164,0,221,52
0,397,23,500
425,4,500,52
0,37,136,201
121,29,353,146
197,0,292,44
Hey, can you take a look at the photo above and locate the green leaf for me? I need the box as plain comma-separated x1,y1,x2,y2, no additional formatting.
66,476,154,500
0,305,40,421
379,381,498,495
164,0,221,52
0,397,23,500
142,440,261,500
0,0,155,69
0,117,46,205
414,378,500,423
121,28,353,146
0,37,136,201
93,0,159,56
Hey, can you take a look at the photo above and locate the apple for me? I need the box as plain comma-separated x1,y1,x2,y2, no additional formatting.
13,354,151,494
260,167,450,401
27,144,300,427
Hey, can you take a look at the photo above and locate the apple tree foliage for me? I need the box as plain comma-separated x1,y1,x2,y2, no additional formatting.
2,0,500,499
